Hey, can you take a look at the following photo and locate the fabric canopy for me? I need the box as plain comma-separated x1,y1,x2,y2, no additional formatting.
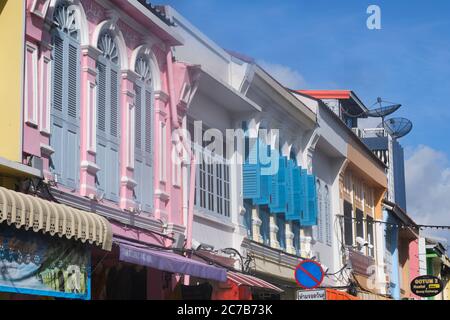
115,238,228,283
227,271,284,293
0,187,113,251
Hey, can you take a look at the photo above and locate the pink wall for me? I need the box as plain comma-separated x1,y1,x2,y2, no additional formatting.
23,0,192,244
409,238,420,299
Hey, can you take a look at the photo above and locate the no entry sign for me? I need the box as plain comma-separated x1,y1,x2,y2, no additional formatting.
294,260,324,289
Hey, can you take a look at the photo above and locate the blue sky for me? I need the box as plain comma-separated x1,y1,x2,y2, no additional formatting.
156,0,450,238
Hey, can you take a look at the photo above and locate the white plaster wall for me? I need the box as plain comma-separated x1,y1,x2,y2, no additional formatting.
164,6,232,84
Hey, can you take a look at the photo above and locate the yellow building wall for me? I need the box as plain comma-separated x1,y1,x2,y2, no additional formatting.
0,0,24,162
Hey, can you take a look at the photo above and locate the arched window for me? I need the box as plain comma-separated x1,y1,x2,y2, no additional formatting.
96,32,120,202
133,55,153,211
50,2,81,189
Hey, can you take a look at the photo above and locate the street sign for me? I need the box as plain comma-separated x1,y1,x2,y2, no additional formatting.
410,275,443,298
294,260,324,289
297,289,326,300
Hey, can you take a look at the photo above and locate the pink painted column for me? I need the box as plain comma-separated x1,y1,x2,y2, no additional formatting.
153,90,170,222
119,71,139,210
79,46,102,197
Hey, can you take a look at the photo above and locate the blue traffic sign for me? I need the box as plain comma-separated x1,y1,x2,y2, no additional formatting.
295,260,324,289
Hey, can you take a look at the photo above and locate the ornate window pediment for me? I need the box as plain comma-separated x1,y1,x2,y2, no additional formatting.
98,33,119,64
135,56,152,86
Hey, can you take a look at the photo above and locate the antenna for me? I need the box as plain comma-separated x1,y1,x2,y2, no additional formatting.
377,117,413,139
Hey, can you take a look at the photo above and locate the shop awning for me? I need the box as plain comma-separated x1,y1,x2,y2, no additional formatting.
227,271,284,293
0,187,113,251
115,238,228,283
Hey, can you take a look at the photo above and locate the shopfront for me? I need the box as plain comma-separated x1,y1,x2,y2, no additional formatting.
89,236,229,300
0,186,113,300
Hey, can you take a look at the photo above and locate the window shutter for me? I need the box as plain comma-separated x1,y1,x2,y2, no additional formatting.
110,69,119,138
133,84,142,206
96,53,120,202
50,31,80,189
316,181,324,243
145,91,152,155
269,156,287,213
52,35,64,113
286,164,302,222
299,169,309,224
106,65,120,201
253,141,271,205
64,41,80,188
243,137,260,199
96,61,107,195
285,160,294,219
134,83,153,212
50,34,64,180
142,90,153,211
97,62,107,134
134,85,142,151
301,174,318,226
325,187,332,246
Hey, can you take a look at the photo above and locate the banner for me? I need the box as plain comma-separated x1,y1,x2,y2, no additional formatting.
0,224,91,300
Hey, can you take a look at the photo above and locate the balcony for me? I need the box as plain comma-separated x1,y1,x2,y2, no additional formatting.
348,248,376,276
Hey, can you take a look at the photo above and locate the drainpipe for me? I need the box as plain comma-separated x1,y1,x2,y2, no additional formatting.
166,49,180,129
166,50,197,285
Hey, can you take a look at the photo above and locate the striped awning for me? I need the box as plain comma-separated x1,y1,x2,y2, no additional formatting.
228,271,284,293
0,187,112,251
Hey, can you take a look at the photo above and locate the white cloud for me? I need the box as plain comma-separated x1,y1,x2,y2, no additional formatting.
257,60,306,89
405,145,450,246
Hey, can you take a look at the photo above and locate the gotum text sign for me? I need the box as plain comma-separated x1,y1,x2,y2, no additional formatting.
410,275,443,298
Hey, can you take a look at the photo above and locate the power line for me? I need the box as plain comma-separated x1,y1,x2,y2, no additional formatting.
336,215,450,230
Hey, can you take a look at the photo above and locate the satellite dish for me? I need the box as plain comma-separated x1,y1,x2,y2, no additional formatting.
364,97,402,118
377,117,413,139
365,104,401,118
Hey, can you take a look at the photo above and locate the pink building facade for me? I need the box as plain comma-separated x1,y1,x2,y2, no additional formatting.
22,0,193,258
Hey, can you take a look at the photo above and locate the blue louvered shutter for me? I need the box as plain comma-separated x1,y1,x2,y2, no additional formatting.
269,156,287,213
286,164,302,222
285,160,294,219
50,30,80,189
253,141,271,205
243,135,260,199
